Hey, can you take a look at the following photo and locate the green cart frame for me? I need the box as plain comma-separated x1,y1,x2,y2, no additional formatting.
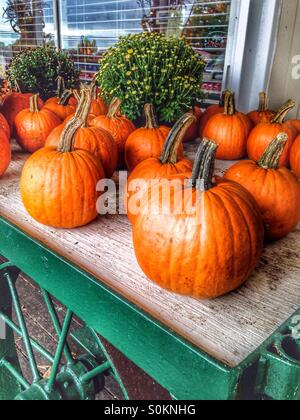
0,215,300,400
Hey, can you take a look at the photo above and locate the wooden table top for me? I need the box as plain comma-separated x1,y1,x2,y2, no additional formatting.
0,142,299,367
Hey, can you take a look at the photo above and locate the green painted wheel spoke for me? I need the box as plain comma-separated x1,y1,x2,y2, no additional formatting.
41,289,74,364
46,309,73,392
0,359,30,390
5,272,41,382
81,361,111,384
0,312,54,364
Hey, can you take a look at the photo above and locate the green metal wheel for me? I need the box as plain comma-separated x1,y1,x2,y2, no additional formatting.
0,263,129,401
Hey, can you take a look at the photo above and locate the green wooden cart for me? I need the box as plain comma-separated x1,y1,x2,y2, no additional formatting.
0,144,299,400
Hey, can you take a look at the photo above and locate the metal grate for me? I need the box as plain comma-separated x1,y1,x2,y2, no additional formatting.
0,0,232,106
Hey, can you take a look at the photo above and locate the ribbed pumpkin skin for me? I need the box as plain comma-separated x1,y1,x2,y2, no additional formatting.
46,124,118,178
126,156,191,223
15,107,61,153
203,113,251,160
20,148,104,228
89,98,107,116
1,93,44,132
44,99,75,120
92,115,135,166
198,104,224,138
132,178,264,298
0,112,10,139
247,123,295,167
289,120,300,134
225,160,300,240
290,135,300,178
0,130,11,176
125,126,171,171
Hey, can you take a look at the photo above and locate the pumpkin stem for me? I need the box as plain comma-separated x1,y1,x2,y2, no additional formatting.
90,80,98,100
258,92,267,112
107,97,122,118
144,103,159,129
73,89,81,102
223,90,236,116
14,79,22,93
29,94,40,113
160,113,196,164
272,99,295,124
190,139,218,191
219,90,227,107
59,90,73,106
258,133,288,169
76,88,92,127
56,76,66,99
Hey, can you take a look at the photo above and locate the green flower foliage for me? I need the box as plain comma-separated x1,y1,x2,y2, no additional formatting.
97,32,205,122
6,46,80,99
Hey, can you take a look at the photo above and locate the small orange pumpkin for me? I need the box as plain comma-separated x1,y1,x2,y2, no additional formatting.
46,88,117,178
21,117,105,229
44,90,76,121
247,100,296,167
198,91,225,138
132,139,264,298
125,103,171,171
0,129,11,176
226,133,300,240
91,98,136,167
203,91,252,160
247,92,275,125
184,104,202,142
290,134,300,178
126,113,195,223
15,94,61,153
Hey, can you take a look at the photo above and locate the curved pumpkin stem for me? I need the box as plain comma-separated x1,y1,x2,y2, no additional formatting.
258,92,268,112
258,133,288,170
190,139,218,191
160,113,196,164
90,80,98,100
29,94,40,113
72,89,81,102
272,100,295,124
107,97,122,119
219,90,228,107
144,103,159,129
223,90,236,116
57,90,90,152
14,79,22,93
59,90,73,106
56,76,66,99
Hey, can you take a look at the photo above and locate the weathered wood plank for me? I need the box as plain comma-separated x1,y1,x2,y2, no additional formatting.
0,143,299,367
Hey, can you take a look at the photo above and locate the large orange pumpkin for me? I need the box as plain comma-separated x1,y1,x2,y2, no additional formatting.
247,100,296,167
290,134,300,178
46,89,117,178
247,92,275,125
198,91,225,138
1,92,44,134
126,113,195,223
21,117,105,229
15,94,61,153
91,98,136,167
226,133,300,240
0,112,10,139
203,91,252,160
288,119,300,134
125,103,171,171
0,130,11,176
132,139,264,299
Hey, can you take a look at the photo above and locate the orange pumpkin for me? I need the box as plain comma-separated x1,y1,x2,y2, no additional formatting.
247,100,296,167
0,130,11,176
126,113,195,223
1,92,44,134
132,139,264,298
91,98,136,167
89,81,107,116
46,88,117,178
288,119,300,134
15,94,61,153
203,91,252,160
184,104,202,142
290,134,300,178
0,112,10,139
226,133,300,240
44,90,76,121
125,104,171,171
21,117,105,229
247,92,275,125
198,91,225,138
